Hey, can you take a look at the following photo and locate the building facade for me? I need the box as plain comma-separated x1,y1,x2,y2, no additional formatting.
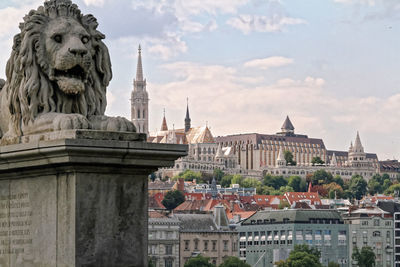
131,45,149,135
148,210,180,267
238,209,349,267
174,206,238,266
343,207,393,267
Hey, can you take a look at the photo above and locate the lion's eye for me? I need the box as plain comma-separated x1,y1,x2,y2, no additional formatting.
53,35,62,43
81,36,89,44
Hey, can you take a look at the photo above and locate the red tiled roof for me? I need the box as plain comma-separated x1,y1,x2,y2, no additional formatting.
148,210,167,218
148,192,166,209
284,192,321,205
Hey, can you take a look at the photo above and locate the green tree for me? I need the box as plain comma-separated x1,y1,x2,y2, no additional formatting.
333,175,344,187
161,190,185,210
275,245,322,267
219,256,251,267
279,185,294,194
311,156,325,165
263,174,288,189
231,174,244,186
288,176,303,192
284,150,297,166
220,175,233,188
184,255,215,267
175,169,202,182
349,175,367,200
242,178,262,188
311,170,333,185
149,172,156,182
213,168,224,183
352,246,376,267
385,183,400,196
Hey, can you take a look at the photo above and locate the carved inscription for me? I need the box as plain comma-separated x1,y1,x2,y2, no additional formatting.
0,192,32,255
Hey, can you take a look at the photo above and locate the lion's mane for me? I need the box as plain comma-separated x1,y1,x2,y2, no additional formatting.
4,0,112,135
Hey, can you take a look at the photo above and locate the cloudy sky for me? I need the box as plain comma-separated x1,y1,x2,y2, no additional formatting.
1,0,400,159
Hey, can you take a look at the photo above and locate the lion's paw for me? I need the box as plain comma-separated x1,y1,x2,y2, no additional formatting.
100,116,136,132
53,114,91,131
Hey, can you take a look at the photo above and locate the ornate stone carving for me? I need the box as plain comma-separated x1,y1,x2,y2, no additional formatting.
0,0,135,143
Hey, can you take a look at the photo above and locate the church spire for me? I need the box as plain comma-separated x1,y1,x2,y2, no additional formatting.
136,45,144,82
161,109,168,131
185,98,191,132
131,44,148,135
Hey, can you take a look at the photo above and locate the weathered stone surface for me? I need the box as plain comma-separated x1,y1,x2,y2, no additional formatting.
0,0,136,142
0,133,188,267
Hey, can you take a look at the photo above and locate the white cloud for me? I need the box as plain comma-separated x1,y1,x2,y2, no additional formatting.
244,56,294,70
107,33,187,61
180,19,218,33
131,0,248,18
144,61,400,159
227,14,307,34
82,0,105,7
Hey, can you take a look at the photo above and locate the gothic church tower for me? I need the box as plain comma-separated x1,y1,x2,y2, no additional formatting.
131,45,149,135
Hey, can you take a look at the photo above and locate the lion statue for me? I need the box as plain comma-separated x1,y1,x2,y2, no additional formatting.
0,0,136,142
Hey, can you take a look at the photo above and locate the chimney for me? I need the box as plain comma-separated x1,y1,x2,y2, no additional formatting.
177,178,184,192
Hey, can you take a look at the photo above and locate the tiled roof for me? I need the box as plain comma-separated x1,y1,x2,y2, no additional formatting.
242,209,343,225
174,214,218,231
148,210,167,218
148,193,166,209
186,126,215,144
215,133,326,149
149,180,176,190
284,192,321,205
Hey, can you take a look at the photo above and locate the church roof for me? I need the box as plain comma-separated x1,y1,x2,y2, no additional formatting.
281,116,294,131
186,126,215,144
161,115,168,131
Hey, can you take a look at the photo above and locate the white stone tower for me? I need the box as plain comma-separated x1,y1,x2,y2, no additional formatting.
131,45,149,135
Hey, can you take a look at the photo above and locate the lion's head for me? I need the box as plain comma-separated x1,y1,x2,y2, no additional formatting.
4,0,112,134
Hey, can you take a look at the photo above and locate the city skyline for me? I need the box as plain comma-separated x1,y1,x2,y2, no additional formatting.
0,0,400,159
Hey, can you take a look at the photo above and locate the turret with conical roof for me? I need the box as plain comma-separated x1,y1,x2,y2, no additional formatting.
185,98,191,132
277,116,295,136
348,131,368,168
131,45,149,135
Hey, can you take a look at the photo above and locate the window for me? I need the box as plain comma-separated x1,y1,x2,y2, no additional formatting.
373,231,381,237
338,230,346,246
137,109,140,118
387,231,391,239
184,240,190,250
223,240,228,251
165,259,173,267
212,240,217,251
386,221,391,226
204,240,208,251
362,221,369,226
194,240,199,250
374,219,380,226
165,244,173,255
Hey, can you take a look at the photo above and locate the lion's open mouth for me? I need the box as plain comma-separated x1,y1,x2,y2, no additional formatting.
54,65,87,95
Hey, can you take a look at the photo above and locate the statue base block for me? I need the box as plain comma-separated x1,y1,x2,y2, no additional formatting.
0,130,187,267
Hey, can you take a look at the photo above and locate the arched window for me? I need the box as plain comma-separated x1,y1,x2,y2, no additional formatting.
137,109,140,118
143,110,145,118
373,231,380,237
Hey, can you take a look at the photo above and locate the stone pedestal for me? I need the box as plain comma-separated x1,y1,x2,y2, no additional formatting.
0,130,187,267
